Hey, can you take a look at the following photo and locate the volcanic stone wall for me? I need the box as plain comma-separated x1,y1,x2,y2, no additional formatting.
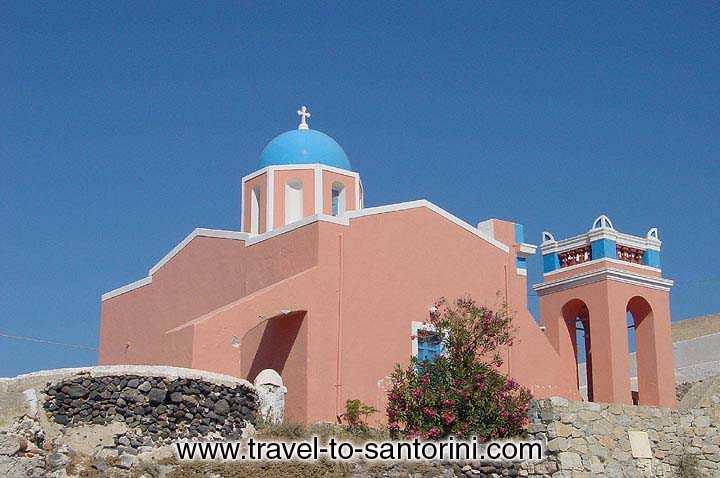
42,372,256,444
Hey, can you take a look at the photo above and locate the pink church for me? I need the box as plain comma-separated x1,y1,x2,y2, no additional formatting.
99,107,676,423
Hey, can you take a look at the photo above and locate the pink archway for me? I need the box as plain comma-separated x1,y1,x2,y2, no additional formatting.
561,299,593,401
627,296,661,406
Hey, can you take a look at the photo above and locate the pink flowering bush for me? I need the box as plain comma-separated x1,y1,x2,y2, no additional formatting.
386,297,532,440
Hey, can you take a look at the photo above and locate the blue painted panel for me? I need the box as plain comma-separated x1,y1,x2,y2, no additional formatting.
543,253,560,273
643,249,661,268
418,332,443,363
516,256,527,269
591,239,617,260
514,223,525,244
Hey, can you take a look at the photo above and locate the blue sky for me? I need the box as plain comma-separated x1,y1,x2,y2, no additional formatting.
1,2,718,377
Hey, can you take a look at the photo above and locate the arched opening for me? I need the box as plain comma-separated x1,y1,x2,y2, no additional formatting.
250,187,261,234
627,296,654,405
562,299,593,401
331,182,346,216
626,309,639,405
284,179,304,225
241,311,307,423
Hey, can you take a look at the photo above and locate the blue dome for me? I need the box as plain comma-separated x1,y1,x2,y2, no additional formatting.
259,129,351,170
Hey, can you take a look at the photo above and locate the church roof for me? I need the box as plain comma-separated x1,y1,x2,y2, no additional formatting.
259,128,351,170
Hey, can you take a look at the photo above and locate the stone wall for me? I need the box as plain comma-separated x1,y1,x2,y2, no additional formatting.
0,365,256,426
3,365,720,477
438,382,720,477
521,397,720,477
43,373,256,446
0,365,258,476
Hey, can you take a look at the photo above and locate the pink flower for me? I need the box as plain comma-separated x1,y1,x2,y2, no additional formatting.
442,411,456,425
427,427,442,439
423,407,437,418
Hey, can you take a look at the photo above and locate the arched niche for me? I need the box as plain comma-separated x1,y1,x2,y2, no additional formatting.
284,179,304,225
331,181,346,216
250,186,261,234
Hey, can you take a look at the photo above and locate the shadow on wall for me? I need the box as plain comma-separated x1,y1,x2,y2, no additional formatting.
241,311,307,422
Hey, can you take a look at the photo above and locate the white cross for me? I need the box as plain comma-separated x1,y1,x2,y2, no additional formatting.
297,106,311,130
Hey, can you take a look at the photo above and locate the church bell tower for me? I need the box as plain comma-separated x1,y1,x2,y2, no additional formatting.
533,215,676,407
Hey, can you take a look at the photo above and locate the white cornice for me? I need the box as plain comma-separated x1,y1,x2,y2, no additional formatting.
149,228,250,276
540,227,661,255
532,267,674,296
542,257,661,277
101,276,153,301
266,168,275,231
241,164,359,185
101,200,511,302
347,200,510,252
314,167,322,214
517,243,537,258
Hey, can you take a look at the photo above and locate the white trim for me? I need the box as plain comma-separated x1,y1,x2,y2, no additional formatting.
241,167,269,183
346,200,510,252
101,276,153,301
477,219,494,239
517,243,537,257
316,163,360,179
516,268,528,276
314,166,322,214
532,267,674,296
245,213,347,246
240,178,245,232
354,176,360,211
543,257,661,277
541,231,556,244
241,164,360,184
266,168,275,230
149,228,250,276
591,214,614,231
102,199,511,301
103,229,251,301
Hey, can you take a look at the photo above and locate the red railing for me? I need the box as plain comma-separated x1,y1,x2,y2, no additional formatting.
616,245,645,264
559,245,592,268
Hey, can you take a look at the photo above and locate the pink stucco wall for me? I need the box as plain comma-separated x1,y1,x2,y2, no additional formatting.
538,262,675,408
100,194,683,423
310,211,575,422
99,226,319,367
322,170,356,215
273,168,315,229
100,205,581,424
